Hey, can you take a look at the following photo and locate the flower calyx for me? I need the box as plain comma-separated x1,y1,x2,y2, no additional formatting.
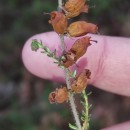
71,69,91,93
64,0,89,18
70,36,91,60
67,21,98,37
59,36,92,68
59,51,76,68
48,86,69,104
48,11,68,35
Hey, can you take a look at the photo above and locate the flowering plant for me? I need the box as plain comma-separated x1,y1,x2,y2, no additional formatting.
31,0,98,129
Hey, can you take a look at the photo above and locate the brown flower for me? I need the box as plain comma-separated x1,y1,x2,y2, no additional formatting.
48,91,56,103
48,87,68,103
59,51,75,68
49,11,67,34
67,21,98,37
64,0,88,18
59,36,91,68
70,36,91,60
71,69,91,93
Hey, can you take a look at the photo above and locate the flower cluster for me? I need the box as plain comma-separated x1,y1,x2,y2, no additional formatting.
64,0,88,18
48,69,91,104
49,12,98,36
47,0,98,103
59,36,91,68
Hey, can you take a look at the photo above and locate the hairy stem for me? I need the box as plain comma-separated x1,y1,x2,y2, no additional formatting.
58,0,81,129
59,34,82,130
58,0,62,12
82,90,89,130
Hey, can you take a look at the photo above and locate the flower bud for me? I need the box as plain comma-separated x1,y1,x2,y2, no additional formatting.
48,87,68,103
64,0,88,18
49,11,68,34
67,21,98,37
71,69,91,93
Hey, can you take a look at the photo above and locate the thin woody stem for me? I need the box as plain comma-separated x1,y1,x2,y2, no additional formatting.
58,0,62,12
59,34,82,130
58,0,81,129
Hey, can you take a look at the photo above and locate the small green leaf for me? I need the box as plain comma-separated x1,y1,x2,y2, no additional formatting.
87,91,92,96
54,61,59,64
47,54,51,57
44,46,50,53
31,39,44,51
38,42,43,48
72,70,77,78
31,39,39,51
52,49,56,58
88,104,92,110
69,123,78,130
81,116,85,121
82,111,87,118
61,55,66,60
81,101,86,107
60,66,64,69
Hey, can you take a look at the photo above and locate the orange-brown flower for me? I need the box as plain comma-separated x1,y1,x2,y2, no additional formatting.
64,0,88,18
59,36,91,68
49,11,67,34
70,36,91,60
67,21,98,37
59,51,75,68
71,69,91,93
48,87,68,103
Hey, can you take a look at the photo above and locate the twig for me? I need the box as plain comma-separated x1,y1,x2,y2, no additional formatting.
59,34,81,130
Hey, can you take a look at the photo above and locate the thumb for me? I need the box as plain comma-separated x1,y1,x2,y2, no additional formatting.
22,31,104,84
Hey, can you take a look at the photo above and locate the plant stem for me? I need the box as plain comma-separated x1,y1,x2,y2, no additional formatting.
58,0,62,12
57,0,81,129
82,90,89,130
59,34,82,130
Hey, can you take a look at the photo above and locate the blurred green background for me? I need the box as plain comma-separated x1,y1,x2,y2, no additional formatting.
0,0,130,130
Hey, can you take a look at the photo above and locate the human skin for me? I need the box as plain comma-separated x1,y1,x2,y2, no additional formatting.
22,31,130,129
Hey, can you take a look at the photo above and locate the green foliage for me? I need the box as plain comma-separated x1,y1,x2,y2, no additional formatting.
31,39,58,60
0,111,36,130
80,91,90,130
69,70,77,78
31,39,41,51
68,91,92,130
69,123,78,130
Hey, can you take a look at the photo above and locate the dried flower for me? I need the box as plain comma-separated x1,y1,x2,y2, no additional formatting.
67,21,98,37
59,36,91,68
71,69,91,93
49,11,68,34
48,92,56,103
48,87,68,103
64,0,88,18
70,36,91,60
59,51,75,68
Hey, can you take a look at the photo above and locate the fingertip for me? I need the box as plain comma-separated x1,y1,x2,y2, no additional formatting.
22,32,65,82
22,31,100,84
